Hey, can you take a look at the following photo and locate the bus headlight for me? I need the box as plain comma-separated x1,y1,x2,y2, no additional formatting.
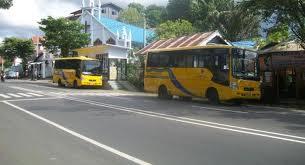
230,82,238,90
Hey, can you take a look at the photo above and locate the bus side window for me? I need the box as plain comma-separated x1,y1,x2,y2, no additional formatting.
173,54,185,67
193,56,198,68
186,55,193,68
147,53,160,67
159,54,170,67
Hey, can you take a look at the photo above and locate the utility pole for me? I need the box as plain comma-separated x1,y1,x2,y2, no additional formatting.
143,13,146,47
1,56,3,71
36,36,39,57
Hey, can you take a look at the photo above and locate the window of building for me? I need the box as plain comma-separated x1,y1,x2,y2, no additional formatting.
112,11,117,15
106,38,116,45
101,9,106,13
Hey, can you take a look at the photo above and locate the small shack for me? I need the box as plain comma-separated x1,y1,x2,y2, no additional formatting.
259,41,305,101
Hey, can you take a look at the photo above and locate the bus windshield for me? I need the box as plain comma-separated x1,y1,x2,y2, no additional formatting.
82,60,102,76
232,48,259,80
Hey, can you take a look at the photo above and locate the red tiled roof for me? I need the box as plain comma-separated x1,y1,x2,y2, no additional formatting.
136,31,226,55
0,57,4,64
32,36,44,44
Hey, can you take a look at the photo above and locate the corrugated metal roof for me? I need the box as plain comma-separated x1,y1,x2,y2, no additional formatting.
231,41,257,49
136,31,227,55
98,17,155,44
260,40,305,54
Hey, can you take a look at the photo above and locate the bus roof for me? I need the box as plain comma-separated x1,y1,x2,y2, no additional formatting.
147,44,234,53
55,56,97,61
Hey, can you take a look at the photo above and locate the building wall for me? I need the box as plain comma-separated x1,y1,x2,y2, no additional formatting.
80,12,131,48
101,6,119,20
81,13,116,46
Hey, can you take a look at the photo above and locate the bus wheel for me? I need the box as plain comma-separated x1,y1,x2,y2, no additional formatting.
158,86,172,100
58,79,63,87
207,88,220,104
73,80,78,89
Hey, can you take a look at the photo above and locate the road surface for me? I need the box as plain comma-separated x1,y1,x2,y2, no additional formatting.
1,80,305,165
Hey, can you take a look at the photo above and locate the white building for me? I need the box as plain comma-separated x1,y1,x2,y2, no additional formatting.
69,0,154,80
29,36,54,79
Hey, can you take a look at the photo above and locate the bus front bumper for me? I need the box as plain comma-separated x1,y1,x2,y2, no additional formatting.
230,90,261,100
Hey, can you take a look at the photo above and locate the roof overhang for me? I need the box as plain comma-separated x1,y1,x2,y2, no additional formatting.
136,31,229,55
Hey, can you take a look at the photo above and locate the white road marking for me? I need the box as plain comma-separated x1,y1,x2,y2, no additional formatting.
1,97,60,102
9,86,43,93
63,97,305,144
27,93,44,97
3,101,152,165
8,85,305,143
0,94,11,99
7,93,22,98
192,105,248,114
17,93,32,97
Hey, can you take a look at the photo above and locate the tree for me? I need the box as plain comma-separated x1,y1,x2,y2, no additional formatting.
118,7,144,27
240,0,305,48
145,5,167,28
266,24,290,43
156,19,195,39
0,37,34,72
0,0,13,9
166,0,193,21
191,0,260,41
39,16,90,57
128,2,145,14
253,24,290,49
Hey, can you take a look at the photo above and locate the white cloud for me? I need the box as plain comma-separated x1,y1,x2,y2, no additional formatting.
0,0,79,27
0,0,168,40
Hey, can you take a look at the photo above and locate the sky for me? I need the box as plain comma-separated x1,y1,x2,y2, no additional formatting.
0,0,168,43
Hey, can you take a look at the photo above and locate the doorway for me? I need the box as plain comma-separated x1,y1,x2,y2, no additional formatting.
277,68,296,98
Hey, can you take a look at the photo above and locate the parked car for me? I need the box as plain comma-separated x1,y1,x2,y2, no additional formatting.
5,70,18,79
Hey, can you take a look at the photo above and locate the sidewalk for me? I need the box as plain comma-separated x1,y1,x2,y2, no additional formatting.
5,79,52,84
247,99,305,111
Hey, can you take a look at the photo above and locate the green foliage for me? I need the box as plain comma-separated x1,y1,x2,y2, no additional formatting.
118,7,144,27
0,37,34,63
191,0,260,41
0,0,13,9
156,19,195,39
38,16,90,57
166,0,193,21
128,2,145,14
253,24,290,49
126,49,145,90
266,24,290,43
240,0,305,48
145,5,167,28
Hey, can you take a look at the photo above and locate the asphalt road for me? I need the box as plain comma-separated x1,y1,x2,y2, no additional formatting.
1,80,305,165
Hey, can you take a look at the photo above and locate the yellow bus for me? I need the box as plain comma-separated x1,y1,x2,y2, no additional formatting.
53,56,103,88
144,45,261,103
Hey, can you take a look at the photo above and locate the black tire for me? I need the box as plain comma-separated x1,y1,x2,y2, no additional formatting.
73,80,78,89
158,86,172,100
233,100,242,106
207,88,220,104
